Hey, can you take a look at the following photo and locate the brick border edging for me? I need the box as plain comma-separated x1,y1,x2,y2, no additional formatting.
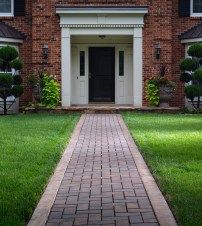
117,115,178,226
27,114,86,226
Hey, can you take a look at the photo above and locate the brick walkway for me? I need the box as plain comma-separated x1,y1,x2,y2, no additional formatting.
45,114,159,226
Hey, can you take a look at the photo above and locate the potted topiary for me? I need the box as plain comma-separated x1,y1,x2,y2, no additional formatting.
180,43,202,109
0,46,23,115
146,65,175,107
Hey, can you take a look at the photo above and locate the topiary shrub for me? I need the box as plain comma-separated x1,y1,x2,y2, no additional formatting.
180,43,202,109
187,43,202,58
0,46,23,115
180,58,197,71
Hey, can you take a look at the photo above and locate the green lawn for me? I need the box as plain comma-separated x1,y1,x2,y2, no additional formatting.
122,113,202,226
0,113,80,226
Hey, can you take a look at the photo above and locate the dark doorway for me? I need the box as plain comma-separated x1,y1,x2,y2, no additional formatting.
89,47,115,102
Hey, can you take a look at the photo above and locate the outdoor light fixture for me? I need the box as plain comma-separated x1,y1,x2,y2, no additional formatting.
99,35,106,39
155,43,161,60
42,44,49,59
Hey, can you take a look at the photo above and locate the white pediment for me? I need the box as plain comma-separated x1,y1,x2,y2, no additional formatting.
56,7,148,28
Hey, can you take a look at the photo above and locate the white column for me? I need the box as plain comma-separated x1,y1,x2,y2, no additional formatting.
61,27,71,107
133,28,143,107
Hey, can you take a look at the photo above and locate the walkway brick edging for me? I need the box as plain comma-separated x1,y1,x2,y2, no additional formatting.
117,115,177,226
27,115,85,226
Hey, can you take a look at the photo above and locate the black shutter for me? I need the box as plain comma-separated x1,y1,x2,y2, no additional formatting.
14,0,25,16
179,0,190,17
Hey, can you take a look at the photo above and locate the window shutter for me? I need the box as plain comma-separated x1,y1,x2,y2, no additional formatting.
14,0,25,16
179,0,190,17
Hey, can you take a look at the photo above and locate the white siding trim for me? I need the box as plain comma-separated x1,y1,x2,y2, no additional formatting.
0,37,23,43
181,38,202,43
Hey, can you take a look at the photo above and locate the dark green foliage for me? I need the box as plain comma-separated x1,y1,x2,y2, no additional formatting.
10,59,23,71
13,74,23,85
187,43,202,58
11,85,24,98
180,58,197,71
0,46,18,71
193,68,202,82
0,46,23,114
0,73,13,87
180,72,192,83
185,85,200,101
0,58,3,68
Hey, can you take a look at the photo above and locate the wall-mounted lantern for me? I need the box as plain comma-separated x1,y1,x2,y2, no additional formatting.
42,44,49,60
154,43,161,60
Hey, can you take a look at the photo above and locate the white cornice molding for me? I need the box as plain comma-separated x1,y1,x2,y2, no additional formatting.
56,7,148,15
60,24,144,28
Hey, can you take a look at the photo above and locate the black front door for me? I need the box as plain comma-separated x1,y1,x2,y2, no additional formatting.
89,47,115,102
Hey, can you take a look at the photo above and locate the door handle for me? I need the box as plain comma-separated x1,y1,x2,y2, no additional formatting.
89,73,93,79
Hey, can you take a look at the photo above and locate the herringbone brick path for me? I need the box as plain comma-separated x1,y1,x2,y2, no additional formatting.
46,114,158,226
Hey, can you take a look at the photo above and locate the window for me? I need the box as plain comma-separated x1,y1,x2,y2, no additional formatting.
191,0,202,16
80,51,85,76
119,51,124,76
0,0,13,16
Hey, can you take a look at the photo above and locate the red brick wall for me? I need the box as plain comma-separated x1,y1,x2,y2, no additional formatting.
0,0,201,107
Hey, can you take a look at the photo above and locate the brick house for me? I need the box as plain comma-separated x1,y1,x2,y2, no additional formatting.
0,0,201,108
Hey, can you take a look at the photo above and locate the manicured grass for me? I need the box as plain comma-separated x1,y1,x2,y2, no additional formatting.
122,113,202,226
0,113,80,226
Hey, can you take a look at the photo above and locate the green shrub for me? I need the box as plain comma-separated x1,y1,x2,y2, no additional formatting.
180,58,197,71
0,46,18,63
41,74,60,107
185,85,200,101
193,68,202,82
10,59,23,71
0,73,13,87
12,85,24,98
13,75,23,85
146,82,159,106
187,43,202,58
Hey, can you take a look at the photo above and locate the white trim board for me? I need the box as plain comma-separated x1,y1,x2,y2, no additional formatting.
0,37,23,44
181,38,202,43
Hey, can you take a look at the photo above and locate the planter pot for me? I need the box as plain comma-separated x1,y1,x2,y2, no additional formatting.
0,96,19,114
159,85,174,107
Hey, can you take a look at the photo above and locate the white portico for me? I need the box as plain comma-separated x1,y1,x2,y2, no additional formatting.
56,6,148,107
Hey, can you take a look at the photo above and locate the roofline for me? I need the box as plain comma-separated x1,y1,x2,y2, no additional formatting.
179,22,202,40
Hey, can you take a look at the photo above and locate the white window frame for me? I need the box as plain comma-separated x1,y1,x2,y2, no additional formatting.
0,0,14,17
191,0,202,17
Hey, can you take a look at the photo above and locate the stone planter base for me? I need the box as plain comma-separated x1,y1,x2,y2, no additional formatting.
0,97,19,115
159,85,174,108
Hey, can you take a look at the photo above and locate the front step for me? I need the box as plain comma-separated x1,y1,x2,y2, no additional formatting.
23,106,181,114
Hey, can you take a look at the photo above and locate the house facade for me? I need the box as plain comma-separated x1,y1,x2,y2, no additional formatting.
0,0,201,107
